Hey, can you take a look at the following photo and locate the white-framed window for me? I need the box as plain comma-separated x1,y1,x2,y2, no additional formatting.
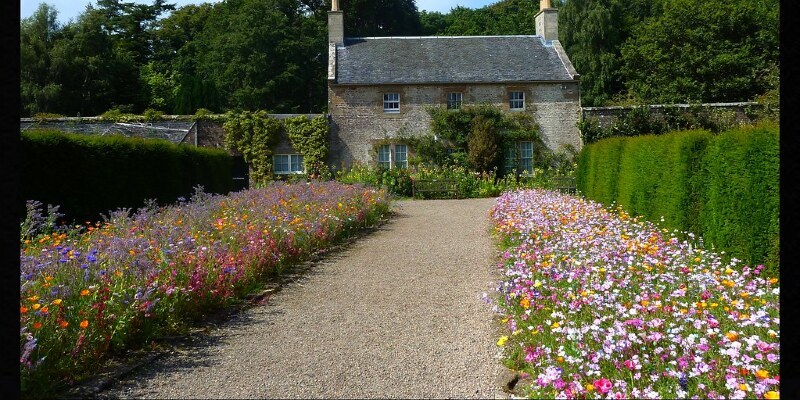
504,142,534,176
376,143,408,169
394,144,408,168
383,93,400,113
273,154,305,174
504,146,517,174
377,145,392,169
519,141,533,175
446,92,462,110
509,91,525,110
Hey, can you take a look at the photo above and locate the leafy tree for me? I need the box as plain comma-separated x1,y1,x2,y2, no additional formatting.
20,3,62,116
467,115,502,174
342,0,422,36
620,0,779,104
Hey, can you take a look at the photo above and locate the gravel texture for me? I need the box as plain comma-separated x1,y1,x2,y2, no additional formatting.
97,198,502,399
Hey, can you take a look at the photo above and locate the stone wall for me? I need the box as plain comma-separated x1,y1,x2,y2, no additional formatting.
327,82,582,169
581,102,761,129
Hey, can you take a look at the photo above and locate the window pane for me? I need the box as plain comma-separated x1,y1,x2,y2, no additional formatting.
378,145,391,168
394,144,407,168
290,155,304,173
447,92,462,110
383,93,400,112
510,91,524,109
504,147,516,173
519,141,533,174
274,155,289,173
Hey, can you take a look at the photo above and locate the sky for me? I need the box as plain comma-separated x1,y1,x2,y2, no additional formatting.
21,0,499,24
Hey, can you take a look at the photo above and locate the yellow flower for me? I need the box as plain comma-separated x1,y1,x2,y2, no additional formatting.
755,370,769,379
725,331,739,341
769,278,778,284
738,383,750,392
52,299,62,305
27,295,39,302
764,391,779,399
726,268,734,275
520,297,530,309
497,336,509,346
556,356,564,363
586,384,594,392
551,322,560,329
32,303,41,311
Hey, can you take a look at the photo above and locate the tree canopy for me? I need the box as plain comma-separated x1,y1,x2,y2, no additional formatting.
20,0,779,116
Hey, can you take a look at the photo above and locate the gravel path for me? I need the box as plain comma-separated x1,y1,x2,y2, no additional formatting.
99,198,502,399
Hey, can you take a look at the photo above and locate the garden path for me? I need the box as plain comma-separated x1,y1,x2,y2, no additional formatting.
98,198,502,399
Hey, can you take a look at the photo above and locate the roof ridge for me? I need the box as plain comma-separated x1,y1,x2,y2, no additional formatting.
346,35,541,40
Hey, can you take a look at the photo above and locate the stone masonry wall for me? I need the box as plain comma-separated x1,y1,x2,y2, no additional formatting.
581,102,761,130
327,82,581,169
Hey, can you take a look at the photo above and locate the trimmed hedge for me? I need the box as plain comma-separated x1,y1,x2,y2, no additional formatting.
576,124,779,274
22,129,234,223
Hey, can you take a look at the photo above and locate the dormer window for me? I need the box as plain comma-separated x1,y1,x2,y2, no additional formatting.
383,93,400,113
509,91,525,110
447,92,462,110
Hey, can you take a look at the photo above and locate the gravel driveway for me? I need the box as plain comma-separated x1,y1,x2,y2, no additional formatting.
97,198,502,399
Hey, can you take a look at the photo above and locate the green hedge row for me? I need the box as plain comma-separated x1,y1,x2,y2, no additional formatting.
22,129,235,223
576,124,779,274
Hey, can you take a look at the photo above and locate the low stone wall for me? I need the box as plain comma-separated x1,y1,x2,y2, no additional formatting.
581,102,761,129
20,114,324,151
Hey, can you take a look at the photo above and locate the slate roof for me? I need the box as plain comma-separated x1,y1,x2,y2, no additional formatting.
335,36,576,85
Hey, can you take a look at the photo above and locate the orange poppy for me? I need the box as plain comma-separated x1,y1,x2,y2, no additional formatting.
80,320,89,329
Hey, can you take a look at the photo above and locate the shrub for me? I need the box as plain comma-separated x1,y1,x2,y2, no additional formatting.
467,115,502,173
576,124,779,273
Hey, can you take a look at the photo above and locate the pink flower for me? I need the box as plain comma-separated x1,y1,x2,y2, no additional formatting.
624,359,635,370
757,341,772,352
594,378,613,395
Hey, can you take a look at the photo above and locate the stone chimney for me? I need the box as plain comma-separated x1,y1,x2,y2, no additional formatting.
535,0,558,42
328,0,344,45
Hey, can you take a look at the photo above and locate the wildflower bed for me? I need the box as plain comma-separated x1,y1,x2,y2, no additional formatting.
19,182,390,395
490,189,779,399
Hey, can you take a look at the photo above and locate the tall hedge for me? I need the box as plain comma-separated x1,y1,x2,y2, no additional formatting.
575,124,779,274
21,129,234,223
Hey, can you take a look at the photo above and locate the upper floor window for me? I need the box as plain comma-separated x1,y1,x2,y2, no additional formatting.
509,91,525,110
274,154,305,174
383,93,400,113
447,92,462,110
377,143,408,169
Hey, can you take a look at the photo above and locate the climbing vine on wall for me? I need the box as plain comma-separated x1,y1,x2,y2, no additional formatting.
223,110,281,186
284,115,330,178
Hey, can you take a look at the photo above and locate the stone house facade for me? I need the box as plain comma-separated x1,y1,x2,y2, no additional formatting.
326,0,581,171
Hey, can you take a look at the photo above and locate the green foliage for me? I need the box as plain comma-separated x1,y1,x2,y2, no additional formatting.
620,0,779,104
284,115,330,178
223,110,282,186
467,115,502,173
21,129,233,224
576,124,778,274
335,163,413,197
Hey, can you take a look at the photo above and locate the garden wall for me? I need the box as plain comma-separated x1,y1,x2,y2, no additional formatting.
581,102,761,130
575,124,779,274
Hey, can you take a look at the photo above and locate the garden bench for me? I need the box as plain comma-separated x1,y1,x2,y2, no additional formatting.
412,179,460,198
552,176,576,194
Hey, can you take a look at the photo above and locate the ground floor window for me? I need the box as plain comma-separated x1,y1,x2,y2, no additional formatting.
273,154,305,174
376,143,408,169
504,141,534,175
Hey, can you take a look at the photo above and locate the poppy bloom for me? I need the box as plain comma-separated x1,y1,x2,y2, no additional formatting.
59,320,69,328
756,370,770,379
20,306,28,314
80,289,90,296
79,320,89,329
33,322,42,330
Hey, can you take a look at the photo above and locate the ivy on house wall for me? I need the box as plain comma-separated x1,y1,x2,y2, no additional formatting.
284,115,330,178
223,110,281,186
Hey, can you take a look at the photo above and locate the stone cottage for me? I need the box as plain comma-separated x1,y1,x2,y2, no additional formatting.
325,0,581,172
